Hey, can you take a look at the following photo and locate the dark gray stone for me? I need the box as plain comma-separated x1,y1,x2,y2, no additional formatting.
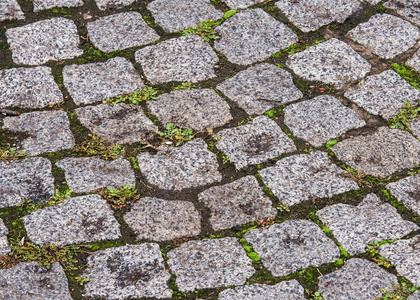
94,0,134,10
0,0,24,21
33,0,83,11
222,0,266,9
410,117,420,138
407,48,420,72
0,219,10,255
387,175,420,215
385,0,420,26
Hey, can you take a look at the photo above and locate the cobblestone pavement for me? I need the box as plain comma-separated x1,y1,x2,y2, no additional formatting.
0,0,420,299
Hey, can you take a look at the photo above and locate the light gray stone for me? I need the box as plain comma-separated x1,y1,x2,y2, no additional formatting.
33,0,83,11
0,0,24,21
147,0,223,33
167,237,255,292
387,175,420,216
317,193,419,255
22,195,121,246
124,197,201,241
284,95,366,147
363,0,382,4
75,103,157,144
63,57,144,105
215,9,298,65
147,89,232,131
6,18,83,65
56,157,135,193
136,35,218,84
0,262,72,300
83,244,172,299
410,117,420,138
259,151,358,206
319,258,398,300
331,127,420,177
94,0,134,10
385,0,420,26
87,12,159,53
0,219,10,255
408,290,420,300
216,63,303,115
216,115,296,169
287,38,371,89
222,0,265,9
137,138,221,190
407,48,420,72
347,14,420,59
198,175,277,231
2,110,75,156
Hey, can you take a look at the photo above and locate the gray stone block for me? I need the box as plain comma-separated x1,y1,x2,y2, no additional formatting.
33,0,83,11
0,0,24,21
407,48,420,72
94,0,134,10
0,219,10,255
387,175,420,216
222,0,266,9
410,117,420,138
385,0,420,26
408,290,420,300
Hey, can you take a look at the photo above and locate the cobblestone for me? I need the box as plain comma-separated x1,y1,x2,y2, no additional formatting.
0,0,24,21
387,175,420,215
407,48,420,72
0,218,10,255
410,117,420,138
94,0,134,10
385,0,420,26
33,0,83,11
408,290,420,300
222,0,266,9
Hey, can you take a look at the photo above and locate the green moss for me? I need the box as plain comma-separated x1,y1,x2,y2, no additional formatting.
74,133,126,159
271,39,325,58
103,87,158,105
388,101,420,131
128,156,140,170
239,238,261,263
325,139,338,150
96,185,140,210
391,63,420,90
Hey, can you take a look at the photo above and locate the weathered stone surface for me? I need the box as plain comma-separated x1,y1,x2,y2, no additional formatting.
56,157,135,193
147,0,223,33
137,138,221,190
63,57,143,105
215,9,297,65
23,195,121,246
216,116,296,169
287,38,371,88
167,237,255,292
2,110,75,156
75,103,157,144
348,14,420,59
259,151,358,206
216,63,303,115
198,176,277,231
33,0,83,11
284,95,366,147
83,244,172,299
408,290,420,300
407,48,420,72
222,0,265,9
124,197,201,241
0,219,10,255
275,0,363,32
317,193,418,255
135,35,218,84
0,0,24,21
331,127,420,177
94,0,134,10
147,89,232,131
387,175,420,215
6,18,83,65
0,262,72,300
410,117,420,138
385,0,420,26
319,258,398,300
87,12,159,53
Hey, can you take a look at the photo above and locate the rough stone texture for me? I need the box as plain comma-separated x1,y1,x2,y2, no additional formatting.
388,175,420,216
147,89,232,131
124,197,201,241
147,0,223,33
410,117,420,138
63,57,143,105
284,95,366,147
275,0,363,32
135,35,218,84
198,176,277,231
33,0,83,11
317,193,419,255
408,290,420,300
0,0,24,21
385,0,420,26
2,110,75,156
75,103,157,144
137,138,221,190
331,127,420,177
223,0,266,9
216,116,296,169
216,63,303,115
167,237,255,292
56,157,135,193
345,70,420,120
83,244,172,299
407,48,420,72
347,14,420,59
87,12,159,53
0,158,54,209
94,0,134,10
287,38,371,89
0,219,10,255
319,258,398,300
6,17,83,65
259,151,358,206
0,262,72,300
214,9,298,65
23,195,121,246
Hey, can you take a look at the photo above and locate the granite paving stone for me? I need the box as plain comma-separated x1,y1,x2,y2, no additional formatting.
284,95,366,147
83,244,172,299
222,0,266,9
331,127,420,177
0,218,10,255
135,35,218,84
147,89,232,131
22,194,121,246
33,0,83,11
387,175,420,215
63,57,144,105
2,110,75,156
407,48,420,72
56,157,135,193
408,290,420,300
167,237,255,292
317,193,419,255
124,197,201,241
5,17,83,65
410,117,420,138
259,151,358,206
245,220,340,277
216,63,303,115
198,175,277,231
0,0,24,21
385,0,420,26
94,0,134,10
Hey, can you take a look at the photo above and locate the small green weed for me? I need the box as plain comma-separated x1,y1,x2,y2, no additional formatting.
391,63,420,90
375,283,417,300
0,147,26,161
104,87,158,105
325,139,338,150
272,39,325,58
74,276,91,286
157,123,194,146
220,152,230,164
74,134,126,160
276,203,290,213
238,116,253,126
366,240,395,268
388,101,420,130
311,291,325,300
173,82,196,90
97,185,139,210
